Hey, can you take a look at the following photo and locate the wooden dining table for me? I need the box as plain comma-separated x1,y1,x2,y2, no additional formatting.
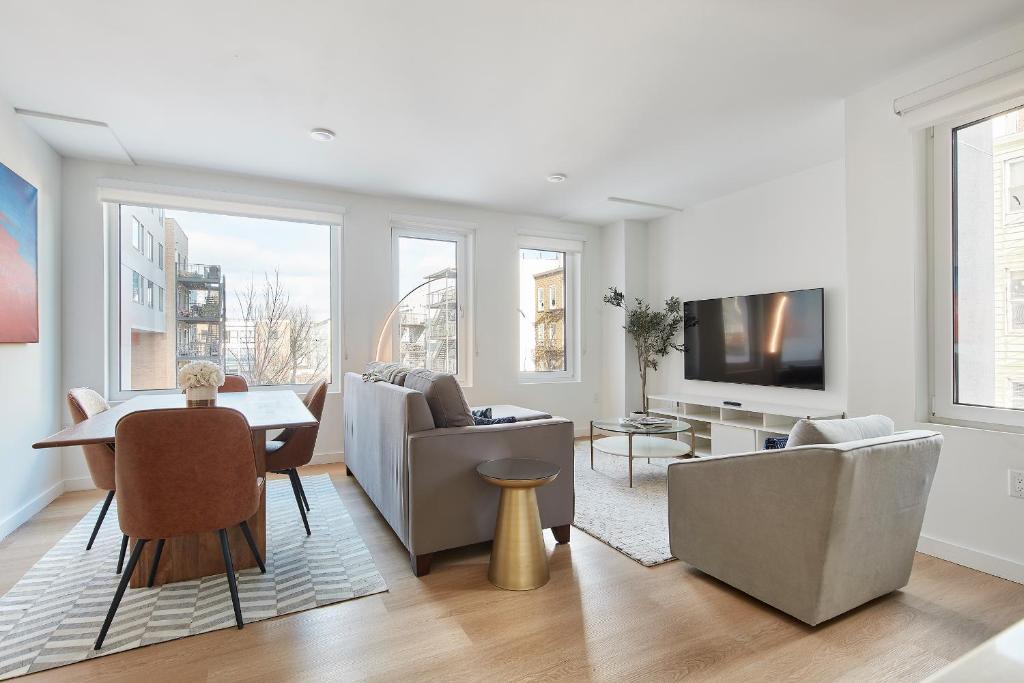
33,391,317,588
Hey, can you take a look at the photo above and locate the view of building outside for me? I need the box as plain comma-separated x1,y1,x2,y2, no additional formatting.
955,105,1024,409
519,249,566,372
118,206,332,390
397,236,458,374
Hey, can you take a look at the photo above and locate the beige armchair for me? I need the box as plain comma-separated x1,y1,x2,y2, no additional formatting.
667,429,942,626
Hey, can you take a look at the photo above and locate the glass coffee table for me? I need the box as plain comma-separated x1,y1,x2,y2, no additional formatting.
590,418,695,487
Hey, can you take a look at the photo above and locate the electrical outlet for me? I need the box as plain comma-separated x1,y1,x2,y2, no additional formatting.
1010,470,1024,499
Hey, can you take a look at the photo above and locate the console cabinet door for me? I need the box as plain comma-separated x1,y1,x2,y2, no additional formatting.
710,423,757,456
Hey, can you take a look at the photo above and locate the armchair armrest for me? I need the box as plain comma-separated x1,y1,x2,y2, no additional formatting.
406,418,574,555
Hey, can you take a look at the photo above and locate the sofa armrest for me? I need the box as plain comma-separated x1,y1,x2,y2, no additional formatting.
406,418,574,555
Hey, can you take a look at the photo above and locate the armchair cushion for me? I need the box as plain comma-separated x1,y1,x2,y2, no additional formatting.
787,414,894,447
403,369,474,427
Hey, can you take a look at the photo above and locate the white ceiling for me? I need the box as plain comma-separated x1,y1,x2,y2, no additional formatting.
1,1,1023,224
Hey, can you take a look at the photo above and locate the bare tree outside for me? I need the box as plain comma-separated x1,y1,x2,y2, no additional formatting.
231,270,330,386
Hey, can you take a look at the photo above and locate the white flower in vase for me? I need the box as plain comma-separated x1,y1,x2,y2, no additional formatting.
178,361,225,406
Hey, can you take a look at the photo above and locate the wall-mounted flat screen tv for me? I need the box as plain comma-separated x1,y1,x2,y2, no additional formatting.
683,288,824,390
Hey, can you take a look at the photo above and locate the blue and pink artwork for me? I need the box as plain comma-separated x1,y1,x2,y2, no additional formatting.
0,162,38,343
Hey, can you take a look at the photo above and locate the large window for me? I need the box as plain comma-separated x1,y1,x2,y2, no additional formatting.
113,203,336,393
393,222,472,382
935,102,1024,424
518,237,579,381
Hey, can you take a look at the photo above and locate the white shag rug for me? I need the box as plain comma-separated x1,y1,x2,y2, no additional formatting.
573,442,677,567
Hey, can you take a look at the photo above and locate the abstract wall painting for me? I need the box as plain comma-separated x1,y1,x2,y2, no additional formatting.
0,162,38,343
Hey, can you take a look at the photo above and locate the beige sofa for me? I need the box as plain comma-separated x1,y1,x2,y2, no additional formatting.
343,372,575,576
668,428,942,625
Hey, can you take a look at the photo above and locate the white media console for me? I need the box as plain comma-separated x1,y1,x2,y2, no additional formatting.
646,393,845,457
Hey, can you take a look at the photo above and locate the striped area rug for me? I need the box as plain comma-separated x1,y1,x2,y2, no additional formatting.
0,474,387,679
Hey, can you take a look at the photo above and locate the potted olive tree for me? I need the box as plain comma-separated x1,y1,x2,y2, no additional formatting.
603,287,697,414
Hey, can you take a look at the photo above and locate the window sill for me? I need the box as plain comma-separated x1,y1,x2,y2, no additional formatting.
518,374,580,386
928,413,1024,436
110,381,336,404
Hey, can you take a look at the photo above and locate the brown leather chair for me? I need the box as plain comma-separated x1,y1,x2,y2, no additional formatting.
95,407,265,650
67,388,132,573
222,374,249,392
179,374,248,394
266,380,327,536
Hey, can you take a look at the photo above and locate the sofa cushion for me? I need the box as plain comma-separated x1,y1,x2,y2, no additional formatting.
482,405,552,422
787,414,895,447
403,369,474,427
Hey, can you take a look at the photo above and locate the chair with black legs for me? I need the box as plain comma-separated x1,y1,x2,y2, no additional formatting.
67,388,130,574
266,380,327,536
94,407,265,651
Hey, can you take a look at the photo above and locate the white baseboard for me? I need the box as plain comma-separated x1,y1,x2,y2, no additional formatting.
310,451,343,465
918,535,1024,584
0,480,65,542
63,476,99,492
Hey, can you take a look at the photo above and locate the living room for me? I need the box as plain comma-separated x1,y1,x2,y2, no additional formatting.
2,1,1024,680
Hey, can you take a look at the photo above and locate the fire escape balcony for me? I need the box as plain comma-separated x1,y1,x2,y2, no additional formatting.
177,264,222,287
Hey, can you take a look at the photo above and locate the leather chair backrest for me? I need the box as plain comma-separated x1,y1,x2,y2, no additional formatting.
179,373,248,394
222,374,249,392
67,388,116,491
272,380,328,468
114,407,260,539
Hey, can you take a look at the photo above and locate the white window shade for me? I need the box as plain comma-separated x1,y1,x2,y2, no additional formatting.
517,234,584,253
894,48,1024,127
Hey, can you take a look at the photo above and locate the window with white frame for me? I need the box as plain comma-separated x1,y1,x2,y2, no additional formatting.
1011,380,1024,410
1008,270,1024,333
518,236,580,381
111,201,338,393
131,271,142,304
393,221,472,381
131,217,144,252
933,100,1024,424
1007,158,1024,218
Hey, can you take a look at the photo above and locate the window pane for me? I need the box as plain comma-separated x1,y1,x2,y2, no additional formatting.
954,105,1024,409
519,248,565,372
397,236,457,374
118,204,333,391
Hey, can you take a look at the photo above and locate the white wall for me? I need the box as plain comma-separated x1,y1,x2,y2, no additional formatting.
599,219,650,417
0,98,63,539
645,160,848,412
846,20,1024,582
60,159,603,487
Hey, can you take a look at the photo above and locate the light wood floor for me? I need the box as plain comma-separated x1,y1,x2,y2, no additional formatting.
3,463,1024,682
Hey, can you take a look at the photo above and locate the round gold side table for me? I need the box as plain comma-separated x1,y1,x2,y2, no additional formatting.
477,458,560,591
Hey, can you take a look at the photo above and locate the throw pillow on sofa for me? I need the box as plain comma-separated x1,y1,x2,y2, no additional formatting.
471,408,517,426
403,369,474,428
362,361,412,385
786,414,895,447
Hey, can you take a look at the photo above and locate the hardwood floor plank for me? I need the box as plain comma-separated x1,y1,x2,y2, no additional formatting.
3,463,1022,682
